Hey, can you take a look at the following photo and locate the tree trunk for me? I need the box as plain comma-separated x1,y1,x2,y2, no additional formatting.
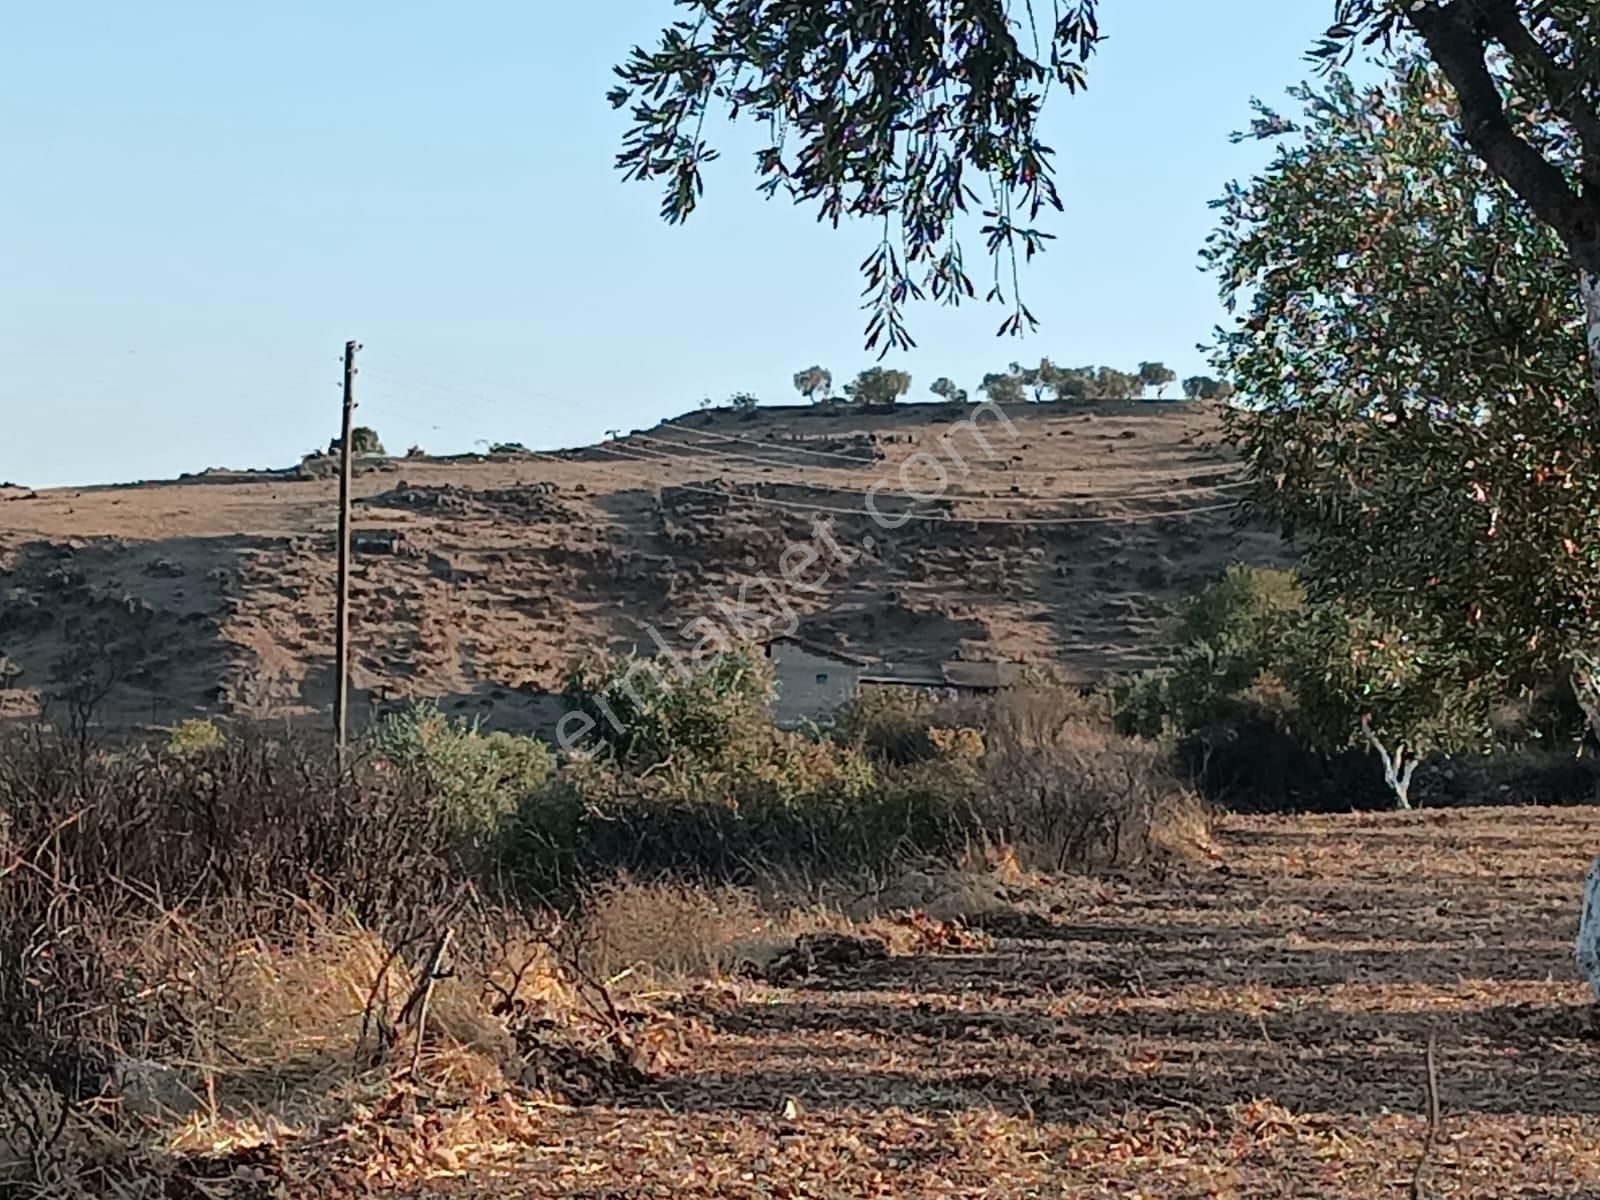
1584,268,1600,405
1578,857,1600,1003
1360,718,1418,811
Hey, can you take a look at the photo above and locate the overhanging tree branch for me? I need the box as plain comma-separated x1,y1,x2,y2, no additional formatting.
1406,1,1600,266
1474,0,1600,192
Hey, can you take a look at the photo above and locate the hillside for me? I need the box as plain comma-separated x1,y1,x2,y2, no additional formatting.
0,400,1287,732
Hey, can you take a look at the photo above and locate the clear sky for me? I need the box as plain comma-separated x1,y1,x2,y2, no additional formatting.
2,2,1342,488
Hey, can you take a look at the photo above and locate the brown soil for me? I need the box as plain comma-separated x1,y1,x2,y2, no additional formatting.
217,806,1600,1197
0,401,1284,731
432,812,1600,1196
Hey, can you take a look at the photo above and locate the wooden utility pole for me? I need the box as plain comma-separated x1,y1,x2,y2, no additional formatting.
334,339,361,759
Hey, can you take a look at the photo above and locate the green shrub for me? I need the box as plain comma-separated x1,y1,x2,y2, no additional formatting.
328,425,385,456
836,688,945,764
561,647,774,770
165,718,225,758
1115,565,1304,737
369,702,553,844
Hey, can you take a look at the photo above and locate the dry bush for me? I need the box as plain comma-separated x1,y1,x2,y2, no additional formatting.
0,726,594,1196
976,688,1211,869
574,879,764,983
568,877,965,988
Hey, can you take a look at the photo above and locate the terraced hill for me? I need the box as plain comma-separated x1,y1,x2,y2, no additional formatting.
0,400,1287,732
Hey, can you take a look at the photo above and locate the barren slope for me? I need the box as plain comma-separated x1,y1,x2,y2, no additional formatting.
0,400,1285,730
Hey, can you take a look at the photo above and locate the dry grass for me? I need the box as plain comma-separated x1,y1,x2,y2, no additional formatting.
576,880,766,984
12,808,1600,1198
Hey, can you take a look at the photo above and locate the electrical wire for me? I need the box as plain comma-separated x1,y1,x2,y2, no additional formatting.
524,443,1243,527
623,429,1252,503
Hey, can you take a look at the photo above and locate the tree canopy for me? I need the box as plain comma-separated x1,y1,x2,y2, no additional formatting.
1210,64,1600,703
844,366,913,406
616,2,1600,360
611,1,1100,353
793,365,833,403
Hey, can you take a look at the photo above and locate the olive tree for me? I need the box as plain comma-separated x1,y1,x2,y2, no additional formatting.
980,371,1026,405
615,3,1600,381
1321,2,1600,402
1281,606,1494,810
844,367,913,406
1210,63,1600,741
611,2,1100,352
793,366,833,403
1137,361,1177,399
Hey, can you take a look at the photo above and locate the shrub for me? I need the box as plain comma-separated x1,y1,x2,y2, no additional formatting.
977,689,1209,868
560,648,774,770
1115,565,1304,738
836,688,947,765
369,702,553,846
164,717,225,758
503,732,943,895
327,426,385,456
575,879,761,982
0,729,463,1101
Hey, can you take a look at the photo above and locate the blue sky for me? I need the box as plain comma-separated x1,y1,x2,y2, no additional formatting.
2,2,1341,487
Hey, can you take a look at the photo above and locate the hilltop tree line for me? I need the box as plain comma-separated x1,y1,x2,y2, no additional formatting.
774,361,1231,409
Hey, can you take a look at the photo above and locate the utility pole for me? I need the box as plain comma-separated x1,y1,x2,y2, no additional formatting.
334,339,361,759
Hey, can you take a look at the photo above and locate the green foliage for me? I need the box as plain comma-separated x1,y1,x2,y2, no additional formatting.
929,377,969,405
843,367,913,407
505,745,955,892
1182,375,1235,402
370,702,554,843
1315,4,1600,280
611,1,1102,350
330,426,385,456
560,648,775,771
981,361,1147,404
510,651,947,891
727,391,761,413
616,2,1599,355
1137,361,1177,398
1281,606,1494,770
980,371,1026,405
165,718,225,758
793,366,833,403
1012,358,1060,403
1116,566,1306,739
1209,65,1600,700
836,687,957,766
1115,565,1497,807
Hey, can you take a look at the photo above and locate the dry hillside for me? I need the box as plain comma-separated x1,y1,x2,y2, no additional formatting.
0,400,1286,731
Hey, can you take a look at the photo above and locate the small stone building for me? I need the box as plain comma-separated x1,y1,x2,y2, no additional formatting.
765,636,1026,727
764,637,872,728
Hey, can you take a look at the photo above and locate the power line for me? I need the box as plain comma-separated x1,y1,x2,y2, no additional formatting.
529,443,1243,527
623,429,1252,503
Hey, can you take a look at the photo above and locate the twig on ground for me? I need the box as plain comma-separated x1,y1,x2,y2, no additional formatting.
399,928,455,1079
1409,1029,1441,1200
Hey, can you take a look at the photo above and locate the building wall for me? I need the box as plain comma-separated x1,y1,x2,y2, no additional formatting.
769,644,862,727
